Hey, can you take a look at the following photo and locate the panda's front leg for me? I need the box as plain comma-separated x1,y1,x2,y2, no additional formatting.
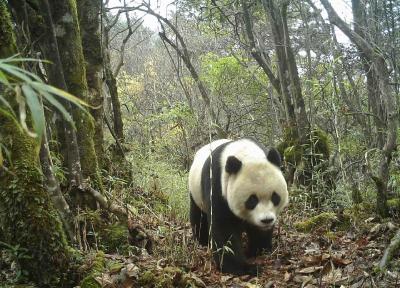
210,215,260,276
246,224,273,258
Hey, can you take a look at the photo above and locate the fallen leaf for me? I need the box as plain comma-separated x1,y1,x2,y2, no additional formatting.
322,268,348,285
297,266,324,274
293,275,314,285
284,271,291,282
332,256,352,266
94,273,113,286
125,263,140,278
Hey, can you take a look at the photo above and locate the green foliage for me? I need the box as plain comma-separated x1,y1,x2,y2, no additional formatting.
201,53,267,102
129,152,189,222
98,223,129,253
0,56,90,140
0,241,31,283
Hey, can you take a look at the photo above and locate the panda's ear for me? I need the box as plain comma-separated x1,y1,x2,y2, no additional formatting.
267,148,281,167
226,156,242,174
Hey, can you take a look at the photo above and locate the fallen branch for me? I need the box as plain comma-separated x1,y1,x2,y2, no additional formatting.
379,228,400,269
80,184,154,253
81,184,129,221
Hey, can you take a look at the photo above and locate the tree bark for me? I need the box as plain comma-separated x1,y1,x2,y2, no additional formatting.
320,0,398,217
261,0,309,140
40,124,75,241
77,0,105,166
379,229,400,269
0,3,70,285
352,0,385,149
103,9,125,143
50,0,103,191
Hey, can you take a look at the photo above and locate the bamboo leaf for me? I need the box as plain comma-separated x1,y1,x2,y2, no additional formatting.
41,90,75,128
0,70,10,86
33,82,91,108
1,63,33,83
2,57,50,64
0,95,13,113
22,84,44,139
15,85,36,137
0,145,3,168
13,66,42,82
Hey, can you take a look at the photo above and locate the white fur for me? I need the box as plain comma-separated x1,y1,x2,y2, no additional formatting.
225,158,288,229
189,139,289,229
189,139,231,209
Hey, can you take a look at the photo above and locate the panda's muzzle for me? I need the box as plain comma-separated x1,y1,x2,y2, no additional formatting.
261,217,274,224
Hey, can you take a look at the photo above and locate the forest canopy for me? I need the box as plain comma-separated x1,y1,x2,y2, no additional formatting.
0,0,399,287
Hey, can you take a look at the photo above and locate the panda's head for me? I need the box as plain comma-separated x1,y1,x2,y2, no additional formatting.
223,147,288,230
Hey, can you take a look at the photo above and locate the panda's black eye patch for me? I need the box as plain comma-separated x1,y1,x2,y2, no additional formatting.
271,192,281,206
245,194,259,210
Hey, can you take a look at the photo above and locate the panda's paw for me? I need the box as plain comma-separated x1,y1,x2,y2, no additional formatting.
221,262,261,276
244,263,261,276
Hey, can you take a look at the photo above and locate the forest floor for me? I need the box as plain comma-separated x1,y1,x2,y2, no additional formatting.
87,187,400,288
1,185,399,287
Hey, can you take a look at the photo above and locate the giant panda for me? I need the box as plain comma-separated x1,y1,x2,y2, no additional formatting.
189,138,288,276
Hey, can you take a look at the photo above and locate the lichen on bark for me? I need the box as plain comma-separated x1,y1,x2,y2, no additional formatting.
49,0,103,191
77,0,105,167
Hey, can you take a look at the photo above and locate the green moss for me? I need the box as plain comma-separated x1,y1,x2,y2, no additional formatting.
80,252,106,288
98,223,129,253
51,0,103,192
137,267,194,288
278,127,330,168
0,110,71,286
0,1,17,57
73,110,103,192
108,261,124,273
310,129,330,159
294,212,337,233
138,270,157,286
387,198,400,209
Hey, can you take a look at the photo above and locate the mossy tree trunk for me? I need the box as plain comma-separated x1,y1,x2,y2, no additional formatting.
0,2,70,286
50,0,103,192
77,0,105,167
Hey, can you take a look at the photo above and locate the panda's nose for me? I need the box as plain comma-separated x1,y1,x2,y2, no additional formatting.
261,217,274,224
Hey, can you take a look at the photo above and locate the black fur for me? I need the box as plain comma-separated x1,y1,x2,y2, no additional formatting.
266,147,281,167
189,140,275,276
271,191,281,206
225,156,242,173
190,195,209,246
246,225,273,258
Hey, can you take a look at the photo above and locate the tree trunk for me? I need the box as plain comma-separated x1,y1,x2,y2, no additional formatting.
352,0,385,149
320,0,398,217
104,44,125,143
103,14,125,143
77,0,105,167
40,124,75,241
50,0,103,191
261,0,309,140
0,3,70,285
